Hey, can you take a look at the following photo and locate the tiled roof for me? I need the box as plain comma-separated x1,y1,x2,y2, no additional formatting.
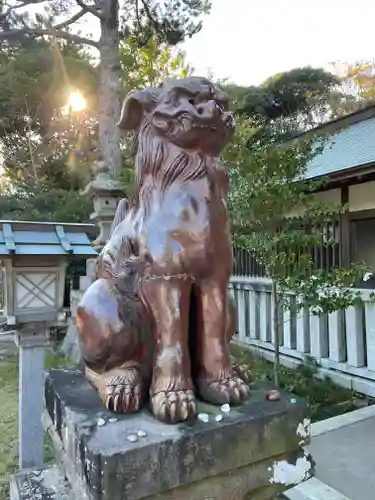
305,114,375,179
0,221,97,258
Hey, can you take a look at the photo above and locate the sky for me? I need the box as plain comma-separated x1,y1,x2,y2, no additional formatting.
14,0,375,87
183,0,375,86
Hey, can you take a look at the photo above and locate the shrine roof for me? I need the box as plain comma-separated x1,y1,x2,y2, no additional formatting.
0,220,98,258
305,109,375,179
290,104,375,181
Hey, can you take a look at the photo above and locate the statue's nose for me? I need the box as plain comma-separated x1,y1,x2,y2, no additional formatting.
196,100,222,120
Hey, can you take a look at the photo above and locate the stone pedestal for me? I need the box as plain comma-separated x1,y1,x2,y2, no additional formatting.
15,325,49,470
10,368,314,500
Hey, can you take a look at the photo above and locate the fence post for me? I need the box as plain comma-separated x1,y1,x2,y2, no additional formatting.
259,287,271,342
310,313,329,360
283,294,296,350
248,286,258,339
328,310,346,362
345,305,365,367
365,301,375,371
296,306,310,353
15,324,47,469
237,285,247,341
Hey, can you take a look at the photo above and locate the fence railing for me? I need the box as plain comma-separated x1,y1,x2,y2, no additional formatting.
230,275,375,397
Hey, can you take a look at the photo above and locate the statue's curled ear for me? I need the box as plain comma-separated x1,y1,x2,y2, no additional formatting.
117,88,159,131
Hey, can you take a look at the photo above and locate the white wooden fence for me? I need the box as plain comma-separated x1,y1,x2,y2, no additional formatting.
230,276,375,397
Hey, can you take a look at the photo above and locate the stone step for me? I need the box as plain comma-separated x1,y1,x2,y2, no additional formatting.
283,478,352,500
9,465,72,500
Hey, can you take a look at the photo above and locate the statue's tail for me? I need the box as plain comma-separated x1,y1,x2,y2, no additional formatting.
109,198,130,239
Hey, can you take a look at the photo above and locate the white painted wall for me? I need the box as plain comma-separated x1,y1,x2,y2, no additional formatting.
288,182,375,217
287,188,342,218
349,182,375,211
314,188,342,205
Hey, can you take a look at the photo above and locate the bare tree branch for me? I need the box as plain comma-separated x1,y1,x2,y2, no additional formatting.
0,1,101,47
0,0,46,22
52,8,93,30
0,26,100,48
139,0,159,31
74,0,105,20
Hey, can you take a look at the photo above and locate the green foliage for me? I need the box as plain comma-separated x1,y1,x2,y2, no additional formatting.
0,352,71,500
230,345,361,422
225,62,375,135
0,0,211,50
120,34,191,91
0,28,192,214
328,60,375,118
0,183,92,222
242,67,338,122
0,354,18,500
121,0,211,45
0,40,98,137
222,67,339,140
224,68,372,388
216,82,249,111
45,351,71,369
0,40,97,188
0,0,211,182
225,116,369,316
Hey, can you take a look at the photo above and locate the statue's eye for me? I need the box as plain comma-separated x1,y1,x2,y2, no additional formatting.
188,99,195,106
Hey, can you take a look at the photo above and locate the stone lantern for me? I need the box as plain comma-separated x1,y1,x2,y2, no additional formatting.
0,220,97,469
83,160,124,250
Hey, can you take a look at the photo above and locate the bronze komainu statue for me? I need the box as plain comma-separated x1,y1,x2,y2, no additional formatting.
77,77,251,424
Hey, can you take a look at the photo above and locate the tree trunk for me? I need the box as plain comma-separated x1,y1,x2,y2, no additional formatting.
98,0,122,180
271,279,280,388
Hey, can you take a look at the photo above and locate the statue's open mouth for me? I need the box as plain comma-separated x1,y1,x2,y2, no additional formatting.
177,112,231,132
194,123,218,131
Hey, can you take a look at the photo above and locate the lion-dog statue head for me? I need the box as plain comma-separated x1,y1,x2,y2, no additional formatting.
117,77,235,219
117,77,234,185
118,76,234,152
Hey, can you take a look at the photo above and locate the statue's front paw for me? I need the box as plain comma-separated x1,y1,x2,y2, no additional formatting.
197,374,250,406
151,388,196,423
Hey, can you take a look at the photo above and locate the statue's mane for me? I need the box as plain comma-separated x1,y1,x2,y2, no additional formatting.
129,115,213,214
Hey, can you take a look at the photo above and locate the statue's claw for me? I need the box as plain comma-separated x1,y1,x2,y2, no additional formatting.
151,388,196,424
197,374,250,406
86,366,142,414
104,380,141,413
231,360,254,386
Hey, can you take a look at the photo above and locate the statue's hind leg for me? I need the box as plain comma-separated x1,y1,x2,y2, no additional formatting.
76,278,148,413
85,363,143,413
139,277,196,423
194,276,250,405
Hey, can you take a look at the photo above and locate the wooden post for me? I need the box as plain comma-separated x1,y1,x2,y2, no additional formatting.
15,324,48,469
340,185,350,267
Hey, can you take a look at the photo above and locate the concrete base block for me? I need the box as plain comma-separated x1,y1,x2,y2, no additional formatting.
40,368,313,500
